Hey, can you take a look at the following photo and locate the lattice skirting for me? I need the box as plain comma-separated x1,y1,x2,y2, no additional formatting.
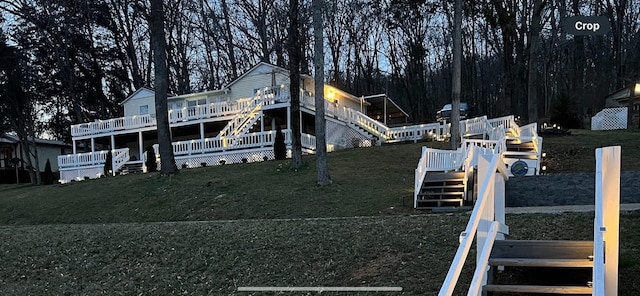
171,148,276,169
592,107,627,130
59,166,103,183
326,121,374,149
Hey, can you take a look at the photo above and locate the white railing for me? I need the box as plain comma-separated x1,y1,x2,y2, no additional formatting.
487,115,515,130
58,150,109,168
593,146,621,295
71,115,156,137
111,148,130,175
460,116,491,137
439,152,509,296
387,123,442,142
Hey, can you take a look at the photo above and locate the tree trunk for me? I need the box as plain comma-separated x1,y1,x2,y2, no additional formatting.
312,0,331,186
288,0,303,169
450,0,462,149
527,0,544,124
150,0,178,175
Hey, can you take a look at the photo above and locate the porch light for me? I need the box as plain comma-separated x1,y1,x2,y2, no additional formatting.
327,91,335,100
542,152,547,158
635,83,640,95
542,165,547,171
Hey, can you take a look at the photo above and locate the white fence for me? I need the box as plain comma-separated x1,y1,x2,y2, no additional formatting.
591,107,627,130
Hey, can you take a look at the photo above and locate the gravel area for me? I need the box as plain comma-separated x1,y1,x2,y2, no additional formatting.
505,171,640,207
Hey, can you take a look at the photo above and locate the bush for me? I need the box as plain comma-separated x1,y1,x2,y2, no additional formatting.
274,125,286,160
145,146,157,172
42,158,53,185
103,150,113,177
550,96,582,129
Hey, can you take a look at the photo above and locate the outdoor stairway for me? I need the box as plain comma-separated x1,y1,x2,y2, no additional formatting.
483,240,594,295
415,171,467,209
119,162,143,175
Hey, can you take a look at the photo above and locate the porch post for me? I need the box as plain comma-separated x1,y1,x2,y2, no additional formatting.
138,131,145,172
260,112,264,132
90,138,95,153
384,96,388,125
72,140,77,154
200,122,205,140
110,135,115,176
287,106,291,131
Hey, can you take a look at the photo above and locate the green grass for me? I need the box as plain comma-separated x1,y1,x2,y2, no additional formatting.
542,129,640,173
1,130,640,295
1,212,639,295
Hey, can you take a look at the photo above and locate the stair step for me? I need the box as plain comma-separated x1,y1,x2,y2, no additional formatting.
483,284,592,294
489,258,593,268
491,240,593,260
415,198,463,208
418,192,464,197
421,184,465,190
424,172,466,181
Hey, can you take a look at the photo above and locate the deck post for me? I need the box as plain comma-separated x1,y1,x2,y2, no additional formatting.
138,132,145,172
200,122,205,140
593,146,620,296
72,140,77,154
90,138,95,153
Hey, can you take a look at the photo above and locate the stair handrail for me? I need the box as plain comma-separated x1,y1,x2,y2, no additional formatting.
218,88,270,138
439,151,509,296
111,148,130,176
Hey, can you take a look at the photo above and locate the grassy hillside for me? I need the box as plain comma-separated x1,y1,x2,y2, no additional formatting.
1,129,640,295
1,129,640,225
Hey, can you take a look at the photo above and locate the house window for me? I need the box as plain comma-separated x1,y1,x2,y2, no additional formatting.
168,101,183,111
187,99,207,107
139,105,149,115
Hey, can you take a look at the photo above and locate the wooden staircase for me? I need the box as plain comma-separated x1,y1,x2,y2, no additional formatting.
415,171,467,209
119,162,144,175
483,240,594,295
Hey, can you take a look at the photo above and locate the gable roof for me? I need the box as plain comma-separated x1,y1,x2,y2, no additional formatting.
119,87,156,105
225,62,289,89
0,133,67,146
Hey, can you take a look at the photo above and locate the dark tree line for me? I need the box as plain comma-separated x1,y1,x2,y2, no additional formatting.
2,0,640,144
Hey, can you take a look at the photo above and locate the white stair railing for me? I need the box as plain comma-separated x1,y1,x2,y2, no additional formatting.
439,151,509,296
111,148,130,176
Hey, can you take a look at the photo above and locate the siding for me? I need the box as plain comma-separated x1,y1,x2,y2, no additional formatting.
123,89,156,117
229,64,290,99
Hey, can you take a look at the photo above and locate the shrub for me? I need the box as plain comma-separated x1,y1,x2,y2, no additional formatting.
550,96,581,129
145,146,157,172
103,150,113,177
42,158,53,185
274,125,287,160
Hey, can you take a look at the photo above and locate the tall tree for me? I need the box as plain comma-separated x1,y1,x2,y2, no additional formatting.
150,0,178,175
0,35,41,184
450,0,462,149
527,0,544,123
312,0,331,185
288,0,303,169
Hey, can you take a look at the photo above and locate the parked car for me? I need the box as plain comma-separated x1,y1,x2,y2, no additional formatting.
436,102,472,123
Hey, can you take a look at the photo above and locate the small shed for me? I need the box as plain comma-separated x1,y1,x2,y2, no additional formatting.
603,83,640,128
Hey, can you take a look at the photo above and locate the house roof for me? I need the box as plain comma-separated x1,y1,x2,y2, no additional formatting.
119,87,178,105
606,83,640,103
169,89,227,100
362,94,410,120
119,87,155,105
0,133,68,146
225,62,290,89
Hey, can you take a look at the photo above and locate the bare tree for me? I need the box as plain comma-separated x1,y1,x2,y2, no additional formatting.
312,0,331,185
450,0,462,149
150,0,177,175
288,0,303,169
527,0,544,123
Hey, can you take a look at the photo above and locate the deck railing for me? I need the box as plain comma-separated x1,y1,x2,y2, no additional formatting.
439,152,509,296
58,150,109,168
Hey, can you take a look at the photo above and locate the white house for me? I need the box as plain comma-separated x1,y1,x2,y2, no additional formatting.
57,62,467,183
